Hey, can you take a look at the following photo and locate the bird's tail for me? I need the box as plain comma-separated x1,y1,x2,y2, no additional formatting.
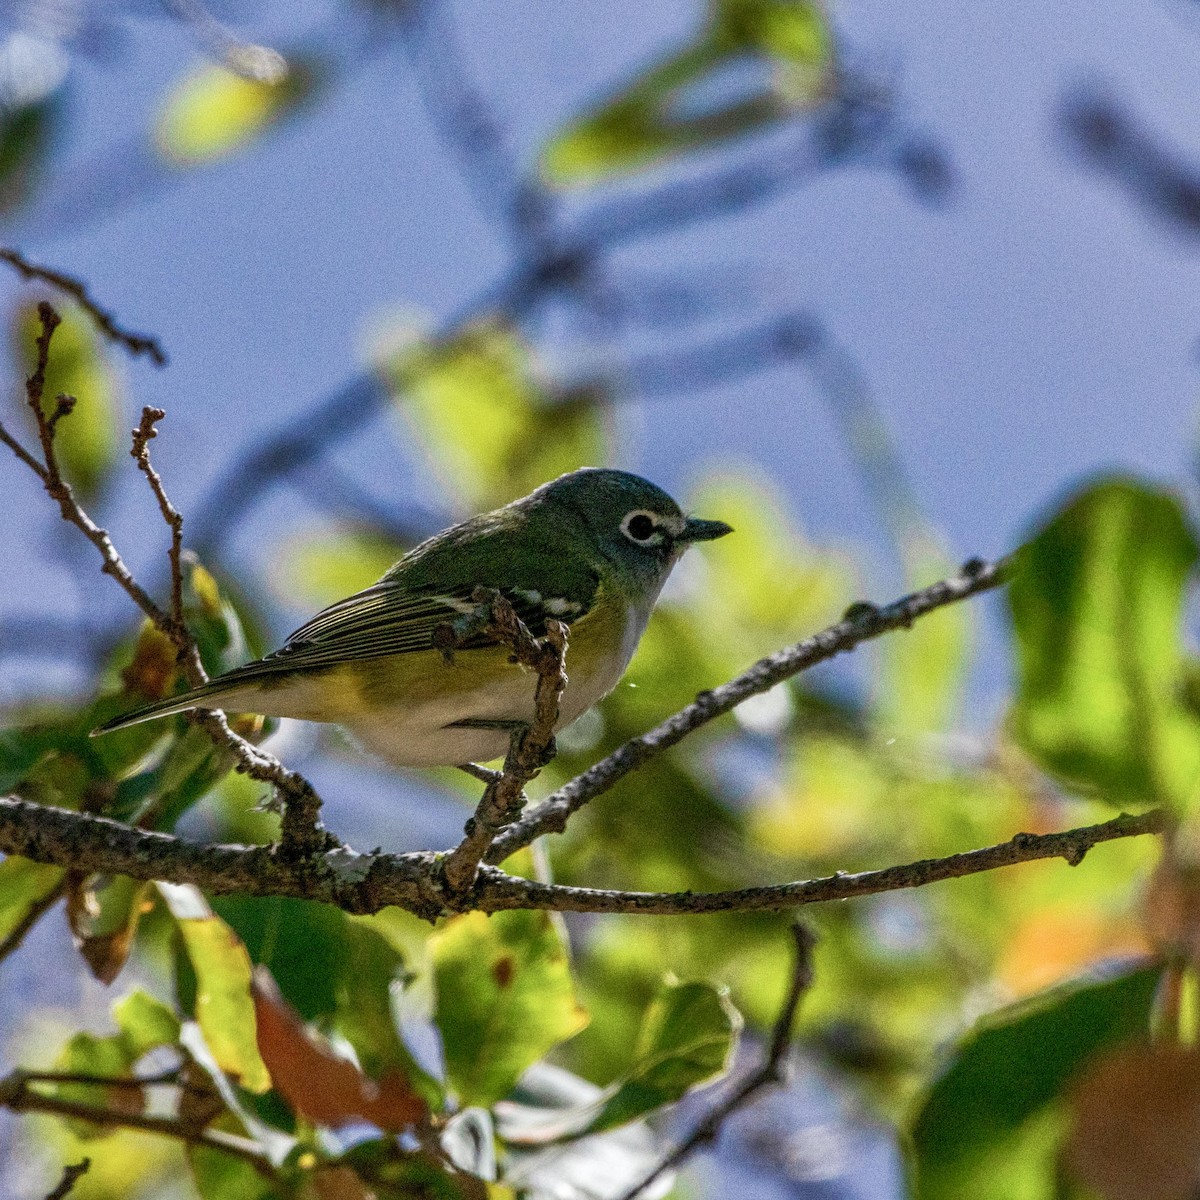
91,679,250,736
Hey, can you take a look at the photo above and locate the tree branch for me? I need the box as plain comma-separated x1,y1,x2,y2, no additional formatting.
0,305,334,858
43,1158,90,1200
1,1070,272,1173
440,592,569,895
489,554,1014,862
0,797,1166,918
0,248,166,365
619,922,817,1200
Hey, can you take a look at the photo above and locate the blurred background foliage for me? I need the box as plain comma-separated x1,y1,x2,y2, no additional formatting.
0,0,1196,1198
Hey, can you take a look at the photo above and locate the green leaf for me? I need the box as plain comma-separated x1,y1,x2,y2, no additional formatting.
497,978,740,1142
1010,478,1200,810
155,58,316,165
384,321,608,510
0,855,64,945
48,987,182,1140
0,94,60,215
431,909,589,1107
113,989,182,1056
541,0,831,186
161,884,271,1093
908,964,1161,1198
588,978,741,1133
13,299,120,500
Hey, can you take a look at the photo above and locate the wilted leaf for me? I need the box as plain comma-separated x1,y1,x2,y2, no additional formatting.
251,967,428,1131
1063,1041,1200,1200
14,299,120,499
909,964,1161,1196
155,58,315,165
541,0,831,186
67,874,155,985
385,321,608,510
161,884,270,1093
1010,479,1200,811
431,909,589,1107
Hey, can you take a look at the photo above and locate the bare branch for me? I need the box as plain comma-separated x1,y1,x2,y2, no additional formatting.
43,1158,90,1200
0,248,167,365
131,406,185,633
0,304,333,858
0,796,1165,919
441,591,569,895
619,922,817,1200
490,555,1014,862
1,1070,272,1174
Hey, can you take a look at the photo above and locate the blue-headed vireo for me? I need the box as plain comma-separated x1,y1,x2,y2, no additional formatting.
96,468,732,766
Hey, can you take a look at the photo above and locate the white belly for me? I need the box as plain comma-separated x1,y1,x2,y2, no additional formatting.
341,601,651,769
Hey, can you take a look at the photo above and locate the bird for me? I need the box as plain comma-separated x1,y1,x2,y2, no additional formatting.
95,468,732,767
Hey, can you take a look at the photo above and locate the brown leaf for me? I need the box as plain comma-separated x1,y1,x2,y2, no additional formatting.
1063,1041,1200,1200
251,967,429,1132
120,622,179,700
311,1165,376,1200
65,876,153,986
1143,849,1200,963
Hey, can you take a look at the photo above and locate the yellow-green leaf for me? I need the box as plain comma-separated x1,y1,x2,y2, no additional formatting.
431,909,589,1107
385,321,607,510
1010,478,1200,811
161,884,270,1093
541,0,832,187
155,58,315,166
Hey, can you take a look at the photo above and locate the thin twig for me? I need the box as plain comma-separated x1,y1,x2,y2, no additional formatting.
131,406,185,633
0,248,166,365
43,1158,90,1200
0,303,334,858
1,1070,273,1174
619,922,817,1200
489,555,1014,862
441,591,569,894
0,796,1166,918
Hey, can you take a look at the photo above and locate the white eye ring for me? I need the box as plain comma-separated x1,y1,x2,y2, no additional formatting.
621,510,664,545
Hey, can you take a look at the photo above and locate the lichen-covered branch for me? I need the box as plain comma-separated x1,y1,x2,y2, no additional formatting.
0,796,1165,920
488,554,1013,862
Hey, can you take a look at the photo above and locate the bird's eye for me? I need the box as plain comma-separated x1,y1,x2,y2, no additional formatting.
622,511,659,543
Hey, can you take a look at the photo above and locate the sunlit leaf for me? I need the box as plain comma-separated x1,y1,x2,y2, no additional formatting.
909,964,1161,1197
14,299,120,500
541,0,832,186
1010,479,1200,811
155,58,316,165
161,884,271,1093
0,855,64,946
384,320,608,510
431,909,589,1107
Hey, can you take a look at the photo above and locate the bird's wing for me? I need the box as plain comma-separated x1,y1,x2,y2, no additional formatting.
228,580,592,682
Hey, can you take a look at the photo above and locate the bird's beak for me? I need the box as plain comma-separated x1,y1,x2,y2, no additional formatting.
677,517,734,543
